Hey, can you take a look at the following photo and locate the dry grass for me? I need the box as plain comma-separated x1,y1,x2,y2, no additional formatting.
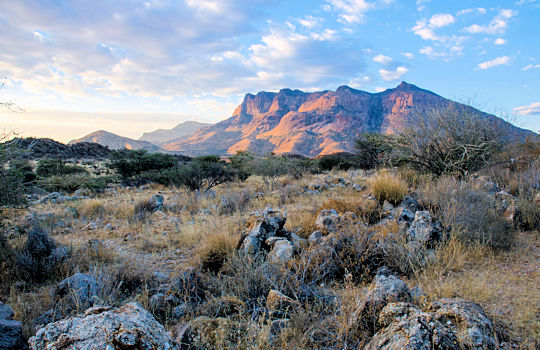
79,199,108,219
195,231,240,272
367,171,408,205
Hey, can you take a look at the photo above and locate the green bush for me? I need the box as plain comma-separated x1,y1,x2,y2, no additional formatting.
108,150,178,181
165,155,235,193
36,158,88,177
37,174,114,193
252,154,289,191
0,136,27,208
354,133,396,170
229,151,254,181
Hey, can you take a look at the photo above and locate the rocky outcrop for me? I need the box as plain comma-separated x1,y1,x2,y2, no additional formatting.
315,209,341,232
29,302,177,350
0,302,27,350
160,82,534,157
239,208,287,255
406,211,442,246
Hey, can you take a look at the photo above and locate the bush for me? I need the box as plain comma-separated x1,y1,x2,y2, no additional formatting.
354,133,396,170
165,155,235,193
252,154,289,191
367,171,408,205
36,158,88,177
317,153,358,171
196,232,239,272
108,150,178,181
0,136,26,208
229,151,254,181
37,174,114,193
418,176,513,250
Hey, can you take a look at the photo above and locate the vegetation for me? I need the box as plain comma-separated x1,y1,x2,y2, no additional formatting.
36,158,88,177
367,171,409,205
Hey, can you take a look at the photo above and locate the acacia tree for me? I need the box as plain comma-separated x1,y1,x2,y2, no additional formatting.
394,105,505,177
170,155,235,193
252,154,289,191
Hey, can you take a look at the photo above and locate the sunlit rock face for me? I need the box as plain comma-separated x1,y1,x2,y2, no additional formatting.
161,81,532,157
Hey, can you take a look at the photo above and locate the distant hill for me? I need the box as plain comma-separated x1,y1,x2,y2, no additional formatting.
69,130,163,152
161,82,536,157
139,121,212,145
11,137,112,160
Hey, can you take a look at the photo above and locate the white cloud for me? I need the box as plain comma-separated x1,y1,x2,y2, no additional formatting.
328,0,394,23
513,102,540,115
429,13,455,28
373,54,393,65
298,15,321,28
457,8,486,16
379,66,408,81
464,9,517,35
494,38,506,45
522,64,540,70
401,52,414,59
477,56,510,70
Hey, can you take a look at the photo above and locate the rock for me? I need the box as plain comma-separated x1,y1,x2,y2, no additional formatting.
150,193,164,211
29,302,176,350
353,269,411,334
265,236,287,248
534,191,540,205
315,209,340,232
55,273,102,310
406,210,441,245
395,208,415,223
266,290,300,318
365,302,459,350
171,268,205,303
401,196,420,213
0,302,15,320
429,298,498,349
240,208,287,255
176,316,245,349
268,240,295,265
352,183,364,191
382,200,394,212
341,211,358,222
0,302,27,350
149,293,181,319
308,230,323,245
172,304,187,320
287,232,306,250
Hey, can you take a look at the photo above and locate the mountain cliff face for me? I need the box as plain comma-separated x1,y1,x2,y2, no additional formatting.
69,130,162,152
161,82,482,156
139,121,211,145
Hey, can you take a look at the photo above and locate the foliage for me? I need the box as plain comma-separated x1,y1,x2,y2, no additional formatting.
354,133,396,170
252,154,289,191
37,174,114,193
0,135,27,208
317,153,358,171
36,158,88,178
108,149,178,181
229,151,254,181
165,155,235,193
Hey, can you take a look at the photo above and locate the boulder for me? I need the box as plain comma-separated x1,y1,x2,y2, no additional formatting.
406,211,441,245
150,193,165,211
429,298,498,349
365,302,459,350
0,302,27,350
55,273,101,310
240,208,287,255
315,209,340,232
29,302,176,350
268,240,295,265
149,292,182,319
354,268,411,334
308,230,323,245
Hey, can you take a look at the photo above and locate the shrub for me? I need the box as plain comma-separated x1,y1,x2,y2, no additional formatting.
79,199,107,219
367,171,408,205
418,176,513,250
354,133,396,170
108,150,178,181
133,199,156,222
317,153,358,171
36,158,88,177
252,154,289,191
37,174,114,193
0,135,26,208
229,151,254,181
165,155,235,193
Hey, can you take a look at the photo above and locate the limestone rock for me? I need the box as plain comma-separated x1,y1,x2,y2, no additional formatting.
29,302,176,350
0,302,27,350
315,209,340,232
268,240,294,265
407,210,441,245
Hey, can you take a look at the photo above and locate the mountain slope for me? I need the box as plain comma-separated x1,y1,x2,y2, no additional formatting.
162,82,534,157
139,121,212,145
69,130,162,152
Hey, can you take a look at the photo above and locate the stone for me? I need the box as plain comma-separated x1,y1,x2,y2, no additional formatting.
341,211,358,222
176,317,245,349
29,302,176,350
0,301,15,320
308,230,323,245
55,273,102,310
0,302,27,350
265,236,287,248
429,298,498,349
352,183,364,192
315,209,340,232
268,240,295,265
396,208,415,223
401,196,420,213
365,302,459,350
240,208,287,255
150,193,164,211
353,269,411,334
149,293,182,318
406,210,441,245
287,232,306,250
383,200,394,212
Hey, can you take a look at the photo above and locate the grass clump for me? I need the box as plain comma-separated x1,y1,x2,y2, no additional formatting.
367,171,408,205
195,232,239,273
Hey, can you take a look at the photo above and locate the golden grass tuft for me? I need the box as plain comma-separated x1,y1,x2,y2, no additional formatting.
367,171,408,205
79,199,108,219
196,231,240,272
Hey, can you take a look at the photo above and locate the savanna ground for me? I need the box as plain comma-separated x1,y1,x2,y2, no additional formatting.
1,166,539,348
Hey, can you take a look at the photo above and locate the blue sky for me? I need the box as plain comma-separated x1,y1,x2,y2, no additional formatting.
0,0,538,142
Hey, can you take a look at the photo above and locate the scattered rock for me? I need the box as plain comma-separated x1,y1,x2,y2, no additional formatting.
149,292,182,319
406,211,442,245
352,183,364,191
341,211,358,222
382,200,394,212
0,302,27,350
55,273,102,311
29,302,176,350
268,240,295,265
365,302,459,350
150,193,164,211
308,230,323,245
240,208,287,255
315,209,340,232
430,298,499,349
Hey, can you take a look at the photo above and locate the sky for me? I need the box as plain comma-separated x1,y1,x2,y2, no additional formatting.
0,0,539,142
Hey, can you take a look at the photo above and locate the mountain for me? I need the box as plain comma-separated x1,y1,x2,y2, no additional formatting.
69,130,162,152
139,121,212,145
12,138,112,160
161,82,534,157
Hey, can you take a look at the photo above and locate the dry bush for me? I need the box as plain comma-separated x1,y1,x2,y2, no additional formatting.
367,171,408,205
133,198,155,222
79,199,107,219
218,190,252,215
196,232,239,272
515,195,540,231
397,167,433,189
318,197,381,224
285,209,318,238
418,176,513,250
